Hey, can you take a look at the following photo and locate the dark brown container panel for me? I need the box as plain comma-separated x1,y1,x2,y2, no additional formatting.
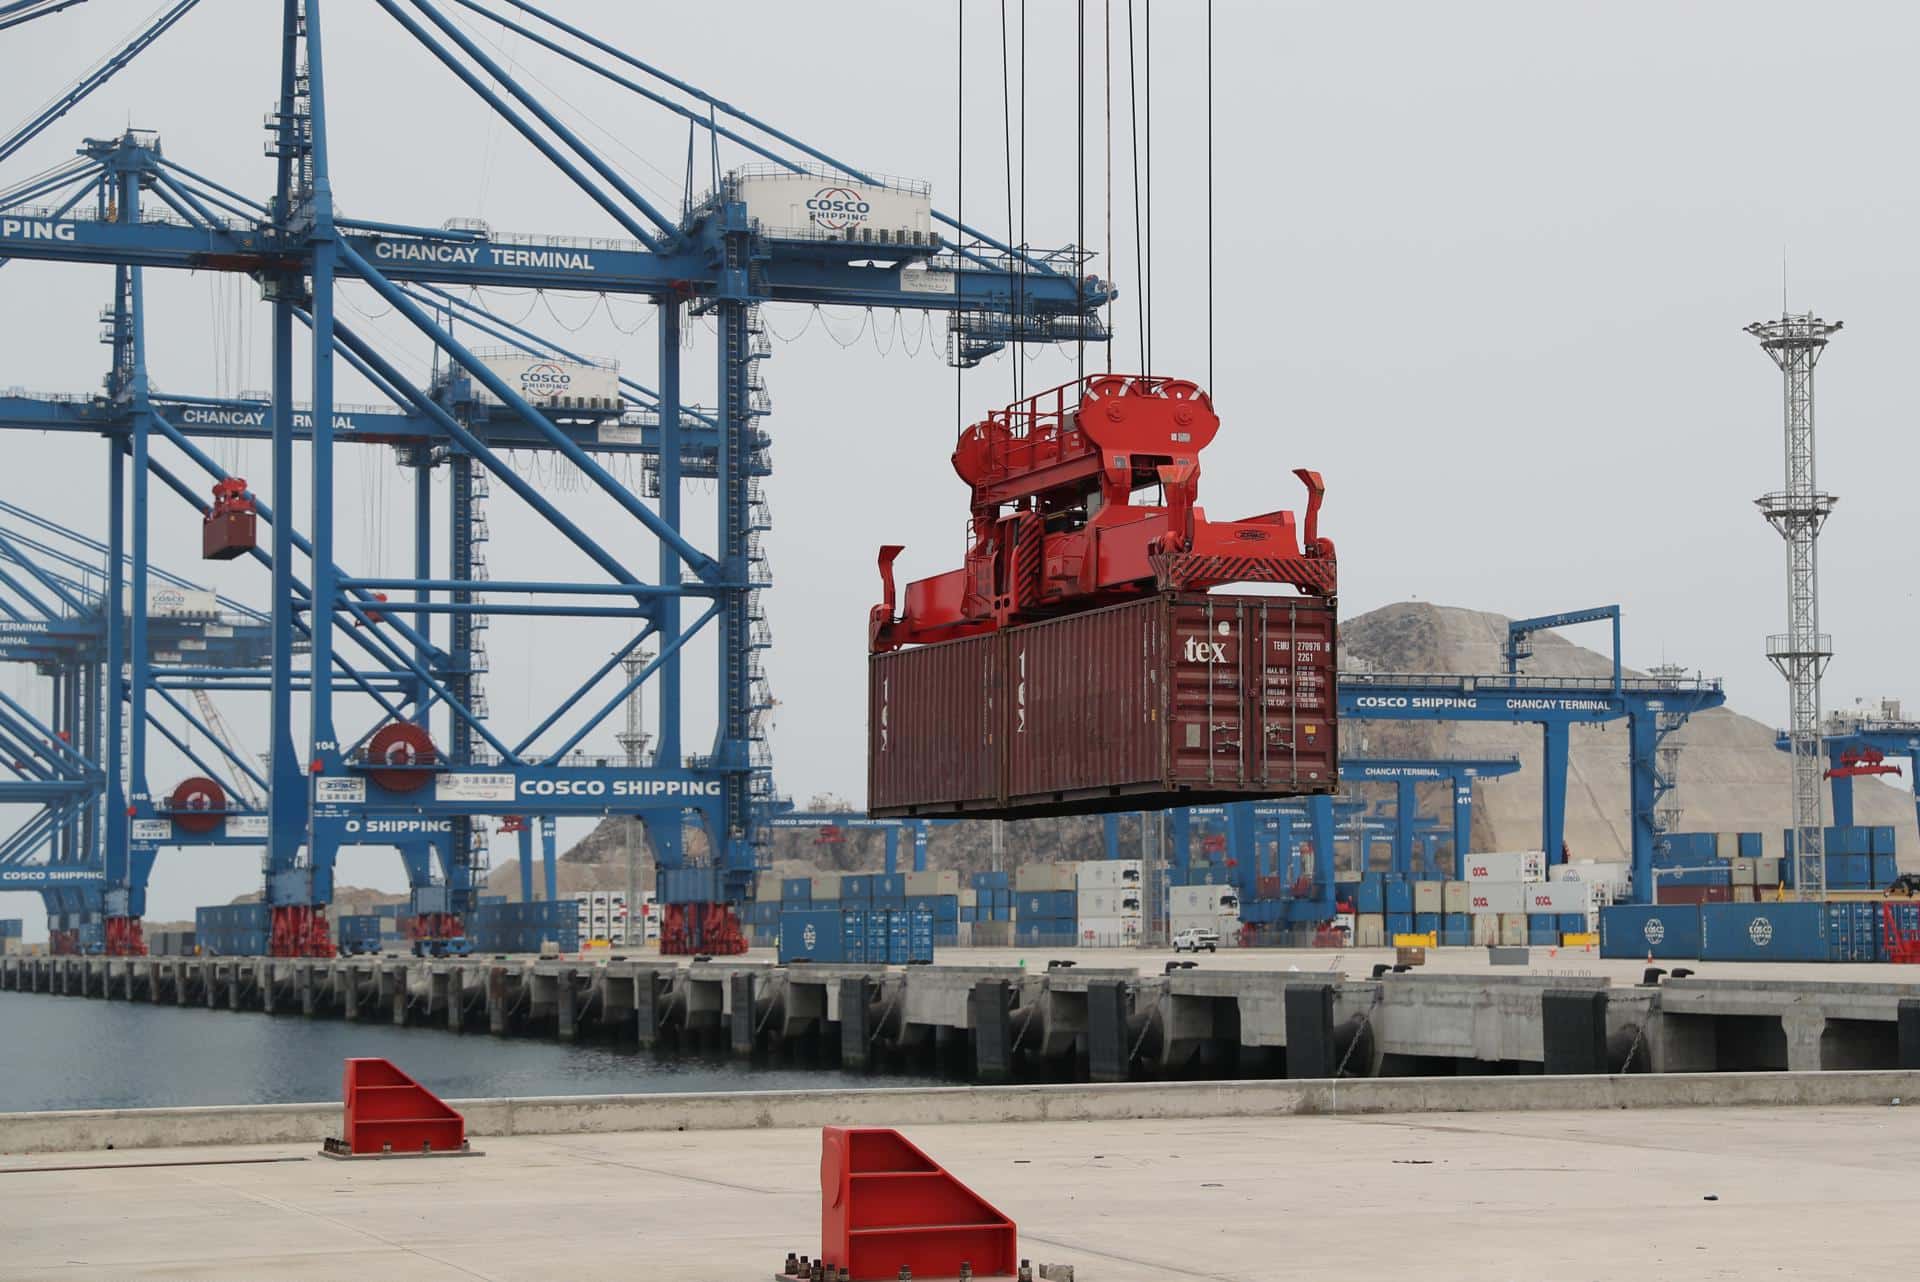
869,592,1337,819
868,630,1001,817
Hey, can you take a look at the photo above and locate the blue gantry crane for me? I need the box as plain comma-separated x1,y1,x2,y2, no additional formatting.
1342,607,1724,904
1772,712,1920,836
0,2,1109,953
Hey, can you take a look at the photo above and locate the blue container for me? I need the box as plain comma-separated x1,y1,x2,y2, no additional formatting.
336,914,384,954
841,875,873,904
1738,832,1764,858
1385,912,1413,938
1385,881,1414,914
1826,901,1880,962
1444,913,1469,935
1440,930,1471,948
781,877,813,904
933,896,958,920
1414,913,1440,936
1558,914,1588,935
1528,927,1561,946
1872,825,1899,856
657,866,721,904
1528,913,1556,935
1355,880,1385,914
1600,904,1703,959
839,909,867,964
970,871,1009,891
1828,855,1872,889
1874,855,1899,888
875,873,906,899
1700,903,1829,962
1658,863,1731,887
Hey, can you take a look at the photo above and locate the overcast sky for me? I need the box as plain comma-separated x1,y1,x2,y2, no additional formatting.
1,1,1915,927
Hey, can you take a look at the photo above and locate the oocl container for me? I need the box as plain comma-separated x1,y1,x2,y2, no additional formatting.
1463,851,1546,883
870,592,1336,818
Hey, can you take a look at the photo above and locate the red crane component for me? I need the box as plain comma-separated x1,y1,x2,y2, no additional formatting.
658,902,748,956
269,904,336,957
167,775,228,834
1826,747,1903,779
818,1126,1018,1281
355,591,391,627
1882,903,1920,964
870,375,1335,652
815,825,847,845
202,477,258,560
327,1057,468,1157
497,814,528,834
103,916,147,957
364,721,438,792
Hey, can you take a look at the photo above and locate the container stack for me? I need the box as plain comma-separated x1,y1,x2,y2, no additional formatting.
1464,850,1546,947
906,868,964,946
569,890,632,944
1076,858,1144,946
777,904,935,964
336,914,385,955
1014,863,1078,946
968,871,1013,945
1781,825,1899,891
1602,899,1909,963
146,928,196,956
1169,884,1240,945
470,900,579,954
195,903,270,956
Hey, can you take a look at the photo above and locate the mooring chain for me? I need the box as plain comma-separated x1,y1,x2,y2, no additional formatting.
1008,994,1042,1054
1333,985,1386,1080
1618,1013,1649,1074
1124,994,1163,1067
867,983,904,1047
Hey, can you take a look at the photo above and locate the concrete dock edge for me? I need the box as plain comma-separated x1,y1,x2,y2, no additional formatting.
4,1069,1918,1155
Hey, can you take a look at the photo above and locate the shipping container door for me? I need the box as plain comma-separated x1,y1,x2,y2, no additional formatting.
1004,598,1162,799
868,633,1000,812
1167,595,1248,787
1248,597,1337,790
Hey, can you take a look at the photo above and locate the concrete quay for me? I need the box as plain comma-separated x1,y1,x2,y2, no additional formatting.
1,1099,1916,1280
7,945,1920,1082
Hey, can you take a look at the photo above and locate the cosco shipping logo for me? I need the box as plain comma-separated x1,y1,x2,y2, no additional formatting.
1748,917,1774,947
1642,918,1666,945
518,362,572,396
806,186,871,230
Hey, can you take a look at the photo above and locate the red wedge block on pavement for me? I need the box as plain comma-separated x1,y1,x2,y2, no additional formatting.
820,1126,1018,1280
335,1057,466,1156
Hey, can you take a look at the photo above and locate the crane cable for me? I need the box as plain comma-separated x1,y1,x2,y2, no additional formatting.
1207,0,1213,397
1076,0,1085,384
1126,0,1145,374
955,0,963,443
998,1,1015,402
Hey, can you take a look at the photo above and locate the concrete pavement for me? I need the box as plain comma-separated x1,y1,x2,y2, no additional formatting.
0,1103,1911,1280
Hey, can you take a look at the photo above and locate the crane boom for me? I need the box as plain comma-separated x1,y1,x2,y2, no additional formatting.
190,690,263,810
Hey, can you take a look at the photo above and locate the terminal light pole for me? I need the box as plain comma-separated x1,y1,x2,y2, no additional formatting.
1746,313,1841,902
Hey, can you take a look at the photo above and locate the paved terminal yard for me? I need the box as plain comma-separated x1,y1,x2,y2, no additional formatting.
1,1101,1913,1280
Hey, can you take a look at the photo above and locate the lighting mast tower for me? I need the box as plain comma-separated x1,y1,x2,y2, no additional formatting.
1746,313,1842,902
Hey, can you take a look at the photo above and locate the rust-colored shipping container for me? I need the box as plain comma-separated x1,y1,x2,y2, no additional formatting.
869,592,1337,819
868,630,1002,815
